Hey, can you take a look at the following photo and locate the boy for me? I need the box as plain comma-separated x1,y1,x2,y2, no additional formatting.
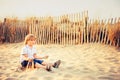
20,34,61,71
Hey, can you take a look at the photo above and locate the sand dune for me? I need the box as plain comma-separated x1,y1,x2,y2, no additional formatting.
0,43,120,80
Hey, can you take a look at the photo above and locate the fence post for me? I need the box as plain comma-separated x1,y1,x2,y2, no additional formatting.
86,11,89,43
101,19,106,43
81,12,84,44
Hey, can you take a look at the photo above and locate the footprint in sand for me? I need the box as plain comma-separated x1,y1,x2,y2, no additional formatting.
28,77,38,80
82,67,92,73
10,68,15,71
109,74,120,80
64,74,73,78
0,66,3,69
66,66,73,70
82,76,96,80
19,74,28,78
57,72,62,75
98,68,105,72
5,77,17,80
43,76,54,80
0,73,9,79
109,67,117,73
5,73,11,77
117,67,120,72
10,74,18,77
83,67,90,71
98,76,114,80
62,78,71,80
13,61,17,63
109,58,119,64
73,69,80,72
108,74,120,80
0,72,4,76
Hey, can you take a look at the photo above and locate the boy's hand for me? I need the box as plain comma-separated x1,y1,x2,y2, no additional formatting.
28,59,33,62
44,55,49,59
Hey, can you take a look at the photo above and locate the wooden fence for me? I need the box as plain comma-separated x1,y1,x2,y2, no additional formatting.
0,18,29,43
0,11,120,47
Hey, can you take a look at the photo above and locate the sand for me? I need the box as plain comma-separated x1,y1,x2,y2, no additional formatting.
0,42,120,80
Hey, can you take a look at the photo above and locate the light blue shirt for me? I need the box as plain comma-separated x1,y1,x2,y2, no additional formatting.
20,45,37,62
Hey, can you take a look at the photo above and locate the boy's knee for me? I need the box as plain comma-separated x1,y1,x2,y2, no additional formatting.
21,60,28,68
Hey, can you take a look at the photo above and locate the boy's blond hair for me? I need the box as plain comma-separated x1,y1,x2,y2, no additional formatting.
24,34,36,45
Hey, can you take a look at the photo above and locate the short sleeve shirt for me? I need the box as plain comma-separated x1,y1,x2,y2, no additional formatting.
20,45,37,62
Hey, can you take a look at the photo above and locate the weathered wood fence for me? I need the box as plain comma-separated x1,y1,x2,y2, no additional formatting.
0,18,29,43
0,11,120,47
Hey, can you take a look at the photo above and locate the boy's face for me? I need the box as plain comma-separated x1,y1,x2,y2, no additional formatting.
27,39,36,46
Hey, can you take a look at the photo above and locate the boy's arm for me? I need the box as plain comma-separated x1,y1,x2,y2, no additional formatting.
33,53,48,59
21,47,30,60
22,54,29,60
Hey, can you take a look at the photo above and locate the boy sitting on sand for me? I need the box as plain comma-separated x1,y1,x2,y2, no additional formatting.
20,34,61,71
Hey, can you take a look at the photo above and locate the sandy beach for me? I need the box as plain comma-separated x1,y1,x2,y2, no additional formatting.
0,43,120,80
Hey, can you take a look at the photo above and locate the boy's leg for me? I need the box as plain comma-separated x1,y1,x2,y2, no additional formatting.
33,59,61,68
35,63,46,69
35,63,52,71
34,59,52,71
21,60,28,68
33,59,52,66
20,60,28,71
42,61,54,66
42,60,61,68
